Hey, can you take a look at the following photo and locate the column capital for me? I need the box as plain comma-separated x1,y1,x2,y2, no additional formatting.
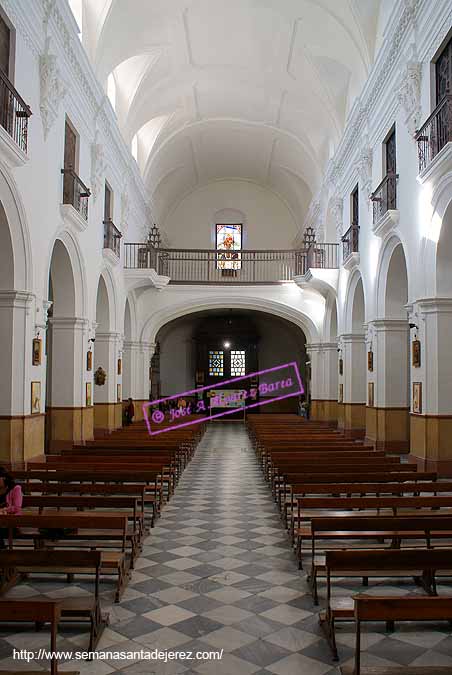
321,342,339,351
49,317,89,332
95,331,122,342
123,340,142,351
0,290,35,309
371,319,410,331
416,298,452,314
339,332,366,343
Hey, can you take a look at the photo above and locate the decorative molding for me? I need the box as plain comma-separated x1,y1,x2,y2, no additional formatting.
330,196,343,237
120,188,130,236
102,248,120,267
356,140,373,200
372,209,400,238
39,36,68,141
60,203,88,233
417,142,452,189
90,129,106,202
396,60,422,136
342,251,360,272
0,124,29,168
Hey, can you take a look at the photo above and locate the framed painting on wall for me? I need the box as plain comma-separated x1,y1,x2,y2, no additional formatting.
367,350,373,372
117,383,121,402
413,382,422,414
338,383,343,404
87,350,92,371
339,358,343,376
31,381,41,414
32,338,42,366
86,381,92,406
412,340,421,368
117,358,122,375
368,381,374,407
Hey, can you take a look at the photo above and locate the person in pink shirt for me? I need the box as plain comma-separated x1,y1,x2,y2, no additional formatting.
0,467,23,548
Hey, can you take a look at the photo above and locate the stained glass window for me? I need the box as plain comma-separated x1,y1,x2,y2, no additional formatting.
216,224,242,270
209,350,224,376
231,350,245,377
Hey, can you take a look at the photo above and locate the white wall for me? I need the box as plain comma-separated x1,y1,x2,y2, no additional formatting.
163,180,298,249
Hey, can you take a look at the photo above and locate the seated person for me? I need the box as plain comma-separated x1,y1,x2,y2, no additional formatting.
0,467,23,549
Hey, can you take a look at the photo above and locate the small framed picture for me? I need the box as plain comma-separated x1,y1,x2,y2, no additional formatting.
338,383,343,403
339,358,343,376
368,381,374,407
31,381,41,414
412,339,421,368
196,370,205,385
87,350,92,371
32,338,42,366
86,381,92,406
117,358,122,375
367,350,373,372
413,382,422,414
117,383,121,402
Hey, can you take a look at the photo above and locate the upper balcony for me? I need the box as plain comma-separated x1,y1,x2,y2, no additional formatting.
0,69,32,167
415,94,452,187
124,242,339,285
370,172,399,237
103,218,122,265
341,222,360,270
60,168,91,232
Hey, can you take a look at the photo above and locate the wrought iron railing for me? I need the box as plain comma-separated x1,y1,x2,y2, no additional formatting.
341,223,359,261
415,94,452,172
124,243,339,282
0,69,31,153
370,172,398,224
103,219,122,257
61,168,91,221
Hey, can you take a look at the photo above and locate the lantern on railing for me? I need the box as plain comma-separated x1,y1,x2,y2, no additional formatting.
303,226,316,248
147,224,161,248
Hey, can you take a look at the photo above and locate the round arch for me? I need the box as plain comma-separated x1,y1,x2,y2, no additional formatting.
419,172,452,298
323,293,338,342
94,266,119,332
375,234,410,318
0,163,32,290
344,270,367,334
140,296,319,346
45,230,87,317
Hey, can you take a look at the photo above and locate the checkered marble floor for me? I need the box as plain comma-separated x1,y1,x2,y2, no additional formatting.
2,422,452,674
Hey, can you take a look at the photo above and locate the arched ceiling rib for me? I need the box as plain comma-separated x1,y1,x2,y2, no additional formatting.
82,0,384,232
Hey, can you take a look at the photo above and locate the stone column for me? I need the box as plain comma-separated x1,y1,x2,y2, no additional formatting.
0,290,40,461
93,331,122,434
308,342,338,424
133,342,156,422
46,317,92,450
410,299,452,474
339,333,366,438
365,319,410,452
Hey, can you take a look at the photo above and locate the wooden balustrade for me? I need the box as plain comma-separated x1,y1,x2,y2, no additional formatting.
0,69,31,153
103,219,122,257
61,168,91,220
415,94,452,172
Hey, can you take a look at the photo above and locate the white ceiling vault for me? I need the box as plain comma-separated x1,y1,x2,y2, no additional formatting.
80,0,385,232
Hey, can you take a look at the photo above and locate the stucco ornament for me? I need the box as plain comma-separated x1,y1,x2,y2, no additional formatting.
94,366,107,386
90,130,107,202
39,37,68,140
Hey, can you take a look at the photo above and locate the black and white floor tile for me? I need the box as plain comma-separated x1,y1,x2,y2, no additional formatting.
1,422,452,673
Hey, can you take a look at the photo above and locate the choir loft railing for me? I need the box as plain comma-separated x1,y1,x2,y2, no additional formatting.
0,69,32,154
370,172,398,225
103,219,122,257
341,223,359,262
415,94,452,173
61,168,91,221
123,243,339,283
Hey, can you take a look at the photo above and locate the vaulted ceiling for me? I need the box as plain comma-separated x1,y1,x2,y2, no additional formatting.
81,0,385,230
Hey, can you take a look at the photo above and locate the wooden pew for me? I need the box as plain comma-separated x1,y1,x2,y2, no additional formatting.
321,549,452,660
0,550,108,653
341,595,452,675
0,513,130,602
0,599,79,675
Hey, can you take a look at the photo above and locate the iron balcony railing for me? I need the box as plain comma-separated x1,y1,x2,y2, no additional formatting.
123,243,339,283
103,219,122,257
415,94,452,173
61,168,91,221
370,172,398,225
0,69,32,154
341,222,359,261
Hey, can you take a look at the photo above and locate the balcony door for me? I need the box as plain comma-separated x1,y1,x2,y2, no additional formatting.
436,35,452,104
0,14,10,77
63,119,77,205
0,13,12,134
385,128,396,210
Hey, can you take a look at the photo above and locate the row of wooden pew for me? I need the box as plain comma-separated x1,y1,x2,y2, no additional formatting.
0,416,206,673
247,413,452,674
